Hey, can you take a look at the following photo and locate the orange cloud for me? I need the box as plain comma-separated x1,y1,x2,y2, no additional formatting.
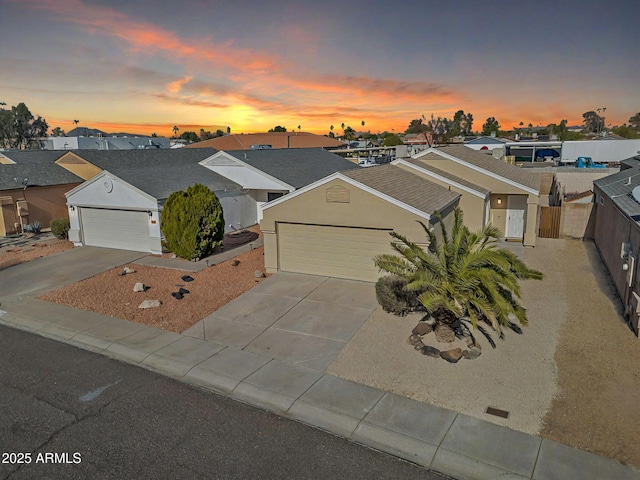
166,76,193,94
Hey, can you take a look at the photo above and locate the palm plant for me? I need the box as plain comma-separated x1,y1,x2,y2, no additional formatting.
374,208,542,346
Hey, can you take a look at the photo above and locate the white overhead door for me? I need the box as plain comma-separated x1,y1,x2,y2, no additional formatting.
80,208,150,252
278,223,392,282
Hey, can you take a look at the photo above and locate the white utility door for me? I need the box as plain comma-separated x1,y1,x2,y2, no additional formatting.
505,196,527,239
80,207,150,251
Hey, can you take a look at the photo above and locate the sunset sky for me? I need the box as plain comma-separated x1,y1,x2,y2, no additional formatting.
1,0,638,138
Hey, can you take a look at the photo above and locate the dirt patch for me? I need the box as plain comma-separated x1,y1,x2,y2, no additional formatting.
39,247,268,333
0,238,73,271
539,239,640,468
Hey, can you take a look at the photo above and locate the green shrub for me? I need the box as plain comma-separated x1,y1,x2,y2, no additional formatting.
160,183,225,260
50,217,70,239
24,220,42,234
375,275,422,316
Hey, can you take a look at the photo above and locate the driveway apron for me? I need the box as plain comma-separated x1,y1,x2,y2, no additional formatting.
184,273,379,372
0,246,147,298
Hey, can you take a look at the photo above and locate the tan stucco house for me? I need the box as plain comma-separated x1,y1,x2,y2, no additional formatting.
0,151,81,236
261,164,460,282
394,145,540,246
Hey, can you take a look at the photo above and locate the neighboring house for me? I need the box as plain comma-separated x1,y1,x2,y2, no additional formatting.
261,164,460,282
464,136,509,151
349,140,375,149
0,151,81,236
186,132,346,150
394,145,540,246
58,149,249,254
199,148,360,224
41,136,170,150
592,164,640,335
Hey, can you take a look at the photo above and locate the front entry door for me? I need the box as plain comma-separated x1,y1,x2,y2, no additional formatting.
505,196,526,239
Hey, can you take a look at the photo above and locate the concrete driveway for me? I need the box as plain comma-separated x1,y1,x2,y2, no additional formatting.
184,273,379,371
0,247,146,298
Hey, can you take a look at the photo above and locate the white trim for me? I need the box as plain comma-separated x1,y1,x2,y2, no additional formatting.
200,151,295,192
65,170,158,204
262,172,434,222
413,148,539,196
392,159,488,199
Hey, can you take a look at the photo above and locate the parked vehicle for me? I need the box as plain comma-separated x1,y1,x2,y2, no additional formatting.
357,157,378,167
575,156,607,169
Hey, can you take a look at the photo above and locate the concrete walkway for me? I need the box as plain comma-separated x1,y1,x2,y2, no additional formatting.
1,295,638,479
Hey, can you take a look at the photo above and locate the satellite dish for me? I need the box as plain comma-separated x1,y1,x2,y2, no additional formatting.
632,185,640,204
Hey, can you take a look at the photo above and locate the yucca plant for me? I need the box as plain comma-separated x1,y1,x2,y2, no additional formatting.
374,207,543,347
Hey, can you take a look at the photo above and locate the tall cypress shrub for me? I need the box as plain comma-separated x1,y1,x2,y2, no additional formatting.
161,183,225,260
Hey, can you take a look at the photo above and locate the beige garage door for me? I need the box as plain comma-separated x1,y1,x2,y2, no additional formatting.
278,223,392,282
80,207,150,252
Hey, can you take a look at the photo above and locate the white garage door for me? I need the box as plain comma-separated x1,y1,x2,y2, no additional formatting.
80,208,150,252
278,223,392,282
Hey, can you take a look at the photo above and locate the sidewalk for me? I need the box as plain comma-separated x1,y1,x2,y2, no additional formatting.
0,297,637,480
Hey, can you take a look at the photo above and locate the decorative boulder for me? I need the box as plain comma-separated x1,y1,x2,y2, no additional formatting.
232,260,240,266
138,299,161,309
133,282,145,293
412,322,433,336
407,334,425,348
420,346,441,358
440,348,463,363
463,347,482,360
254,270,265,278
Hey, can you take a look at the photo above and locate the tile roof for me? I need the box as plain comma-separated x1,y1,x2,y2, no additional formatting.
427,145,540,191
0,151,82,190
72,148,241,199
594,167,640,220
341,164,460,216
402,159,490,196
225,148,359,189
186,132,346,150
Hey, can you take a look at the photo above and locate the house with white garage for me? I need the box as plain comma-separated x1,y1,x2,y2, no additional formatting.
394,145,540,246
261,164,460,282
199,148,359,224
61,149,249,254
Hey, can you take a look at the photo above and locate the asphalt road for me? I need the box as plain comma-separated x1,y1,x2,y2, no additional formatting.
0,325,452,480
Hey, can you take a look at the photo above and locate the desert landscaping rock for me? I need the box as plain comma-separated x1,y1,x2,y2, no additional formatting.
412,322,432,336
463,346,482,360
181,275,194,282
138,299,161,309
123,266,136,274
254,270,265,278
171,292,184,300
133,282,145,293
407,334,424,348
232,260,240,266
178,287,190,295
440,347,463,363
420,345,441,358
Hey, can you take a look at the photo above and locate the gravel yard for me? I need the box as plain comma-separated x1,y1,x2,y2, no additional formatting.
0,235,73,271
39,246,268,333
328,238,640,468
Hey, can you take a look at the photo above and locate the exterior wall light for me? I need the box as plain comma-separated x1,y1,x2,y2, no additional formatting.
497,197,502,205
